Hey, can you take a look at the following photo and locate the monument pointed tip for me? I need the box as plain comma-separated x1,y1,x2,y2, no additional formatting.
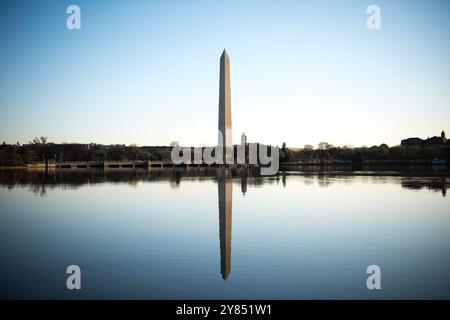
221,49,229,57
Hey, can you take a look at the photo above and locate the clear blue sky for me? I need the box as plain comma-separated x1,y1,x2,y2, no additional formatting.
1,0,449,147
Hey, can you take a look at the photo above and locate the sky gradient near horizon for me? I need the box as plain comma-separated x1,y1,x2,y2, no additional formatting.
1,0,449,147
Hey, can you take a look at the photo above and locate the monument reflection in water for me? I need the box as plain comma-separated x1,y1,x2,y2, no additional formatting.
218,175,232,280
218,171,248,280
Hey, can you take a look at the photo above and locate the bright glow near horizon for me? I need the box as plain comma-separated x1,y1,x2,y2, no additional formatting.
0,0,449,148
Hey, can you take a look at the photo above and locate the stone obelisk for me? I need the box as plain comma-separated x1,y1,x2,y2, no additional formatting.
218,49,232,149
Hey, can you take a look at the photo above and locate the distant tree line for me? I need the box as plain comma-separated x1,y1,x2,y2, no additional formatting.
280,142,450,164
0,137,173,167
0,142,37,166
1,137,450,167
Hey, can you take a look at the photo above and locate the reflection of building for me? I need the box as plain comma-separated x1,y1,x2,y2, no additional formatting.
443,176,447,197
218,175,232,280
241,173,247,195
400,176,448,197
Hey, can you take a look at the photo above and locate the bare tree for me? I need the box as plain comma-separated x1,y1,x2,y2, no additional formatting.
30,136,49,162
318,141,329,150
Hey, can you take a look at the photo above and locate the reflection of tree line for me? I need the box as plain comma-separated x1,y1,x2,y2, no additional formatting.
0,168,447,197
0,168,258,195
282,164,450,175
401,176,448,197
301,173,448,197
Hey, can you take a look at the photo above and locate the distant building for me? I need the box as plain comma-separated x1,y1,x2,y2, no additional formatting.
241,132,247,146
401,131,448,147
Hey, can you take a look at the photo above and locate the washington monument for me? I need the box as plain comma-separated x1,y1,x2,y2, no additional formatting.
218,49,232,148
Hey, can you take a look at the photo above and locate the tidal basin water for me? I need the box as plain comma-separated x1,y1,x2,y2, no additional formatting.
0,168,449,299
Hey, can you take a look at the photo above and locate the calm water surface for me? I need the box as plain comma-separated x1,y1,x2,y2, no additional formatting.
0,169,449,299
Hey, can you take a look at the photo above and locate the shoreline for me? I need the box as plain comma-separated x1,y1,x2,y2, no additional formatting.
1,162,449,170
